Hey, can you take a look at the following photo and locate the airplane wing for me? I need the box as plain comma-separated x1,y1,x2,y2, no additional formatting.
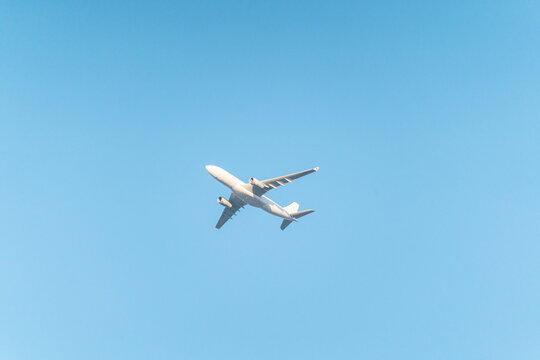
215,193,245,229
254,167,319,196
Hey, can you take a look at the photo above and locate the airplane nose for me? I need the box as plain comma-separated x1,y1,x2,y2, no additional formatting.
206,165,217,175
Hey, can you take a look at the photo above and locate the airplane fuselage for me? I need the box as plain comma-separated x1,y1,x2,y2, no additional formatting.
206,165,296,221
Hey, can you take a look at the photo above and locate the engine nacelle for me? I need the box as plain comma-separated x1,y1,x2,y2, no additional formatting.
249,177,267,189
217,196,232,208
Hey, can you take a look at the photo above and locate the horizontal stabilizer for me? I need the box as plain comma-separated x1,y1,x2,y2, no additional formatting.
291,209,315,219
280,219,293,230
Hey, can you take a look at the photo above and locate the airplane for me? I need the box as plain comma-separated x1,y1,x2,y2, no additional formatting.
205,165,319,230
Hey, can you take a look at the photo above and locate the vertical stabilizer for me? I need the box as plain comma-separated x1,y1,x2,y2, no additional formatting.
284,202,300,214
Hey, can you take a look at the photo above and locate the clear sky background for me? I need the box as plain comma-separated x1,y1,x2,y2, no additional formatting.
1,1,539,359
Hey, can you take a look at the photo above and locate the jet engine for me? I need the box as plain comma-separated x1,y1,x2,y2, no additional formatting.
217,196,232,208
249,177,267,189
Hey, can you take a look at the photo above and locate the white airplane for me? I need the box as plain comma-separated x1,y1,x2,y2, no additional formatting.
206,165,319,230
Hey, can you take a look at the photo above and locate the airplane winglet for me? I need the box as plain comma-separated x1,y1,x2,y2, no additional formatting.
314,167,319,171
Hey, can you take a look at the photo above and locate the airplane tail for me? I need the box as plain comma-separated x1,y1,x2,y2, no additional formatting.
283,202,300,214
280,204,315,230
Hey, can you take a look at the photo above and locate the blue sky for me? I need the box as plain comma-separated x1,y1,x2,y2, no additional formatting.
1,1,539,359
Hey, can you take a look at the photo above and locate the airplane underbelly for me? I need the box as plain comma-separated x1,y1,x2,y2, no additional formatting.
232,186,290,219
234,189,263,208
